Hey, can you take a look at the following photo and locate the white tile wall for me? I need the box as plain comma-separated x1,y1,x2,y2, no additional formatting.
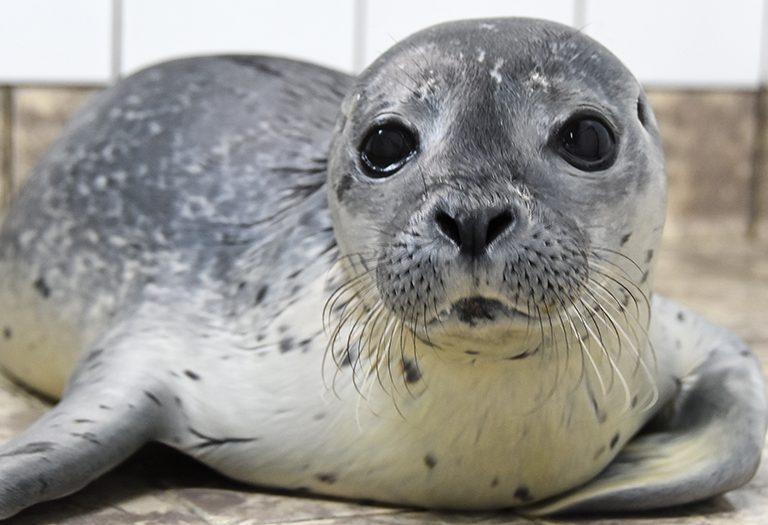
122,0,356,75
360,0,574,69
0,0,112,84
0,0,765,87
583,0,765,87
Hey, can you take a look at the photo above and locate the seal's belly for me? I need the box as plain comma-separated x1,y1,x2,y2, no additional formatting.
0,267,86,398
175,339,653,509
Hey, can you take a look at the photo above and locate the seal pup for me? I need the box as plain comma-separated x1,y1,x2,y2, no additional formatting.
0,18,764,519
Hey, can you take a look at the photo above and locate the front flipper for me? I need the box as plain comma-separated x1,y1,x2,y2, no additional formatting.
0,343,167,519
525,301,767,515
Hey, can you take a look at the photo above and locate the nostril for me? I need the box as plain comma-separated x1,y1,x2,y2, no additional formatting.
486,210,514,246
435,209,462,247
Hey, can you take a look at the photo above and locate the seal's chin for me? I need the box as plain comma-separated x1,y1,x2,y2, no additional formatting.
433,296,531,327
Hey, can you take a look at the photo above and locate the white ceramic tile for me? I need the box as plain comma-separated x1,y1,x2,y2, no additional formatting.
361,0,575,69
584,0,765,87
0,0,111,84
122,0,356,75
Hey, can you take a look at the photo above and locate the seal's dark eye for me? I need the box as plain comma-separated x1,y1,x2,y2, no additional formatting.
360,123,417,177
557,116,617,171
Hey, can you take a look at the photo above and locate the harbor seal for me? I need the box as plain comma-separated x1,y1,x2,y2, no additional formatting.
0,17,764,519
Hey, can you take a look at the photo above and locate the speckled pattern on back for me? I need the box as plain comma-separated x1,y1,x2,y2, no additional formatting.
0,56,349,376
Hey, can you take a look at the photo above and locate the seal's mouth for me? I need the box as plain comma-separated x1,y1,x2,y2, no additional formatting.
434,296,531,327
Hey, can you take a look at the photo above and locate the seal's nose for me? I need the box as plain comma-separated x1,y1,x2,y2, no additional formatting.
434,206,515,257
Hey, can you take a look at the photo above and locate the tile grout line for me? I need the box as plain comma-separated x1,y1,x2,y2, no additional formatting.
747,0,768,238
111,0,124,81
572,0,588,29
352,0,367,73
0,85,13,207
749,87,767,238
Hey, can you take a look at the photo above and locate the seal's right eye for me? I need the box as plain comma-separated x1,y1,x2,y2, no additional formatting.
556,115,617,172
359,123,417,177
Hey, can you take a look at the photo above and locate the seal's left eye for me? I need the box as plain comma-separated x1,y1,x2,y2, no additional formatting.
556,116,617,171
360,123,417,177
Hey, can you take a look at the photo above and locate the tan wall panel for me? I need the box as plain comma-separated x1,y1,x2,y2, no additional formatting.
12,87,100,190
648,90,757,238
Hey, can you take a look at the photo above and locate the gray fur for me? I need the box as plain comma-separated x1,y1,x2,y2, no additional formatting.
0,18,763,519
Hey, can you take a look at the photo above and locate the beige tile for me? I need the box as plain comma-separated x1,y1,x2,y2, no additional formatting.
647,90,757,239
173,487,401,525
0,370,49,441
269,512,534,525
654,235,768,361
12,87,101,192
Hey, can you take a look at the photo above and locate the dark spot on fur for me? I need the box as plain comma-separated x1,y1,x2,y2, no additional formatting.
144,391,162,406
33,277,51,298
631,395,638,408
640,270,649,284
255,285,268,305
85,348,104,362
74,419,94,424
490,477,499,488
741,349,751,357
0,441,55,457
514,485,533,502
507,348,535,360
224,56,282,76
2,327,11,340
71,432,101,445
610,432,620,449
424,454,437,469
316,473,337,484
336,173,354,201
620,233,632,246
402,359,422,383
279,337,294,353
677,311,685,322
37,476,48,493
187,427,259,449
619,292,630,308
645,249,654,263
300,338,312,351
464,350,480,355
288,269,301,279
589,394,607,424
98,404,111,410
184,370,201,381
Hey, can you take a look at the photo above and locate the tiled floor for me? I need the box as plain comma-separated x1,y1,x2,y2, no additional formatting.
0,235,766,525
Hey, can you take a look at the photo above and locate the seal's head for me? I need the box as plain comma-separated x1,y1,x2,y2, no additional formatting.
327,18,665,358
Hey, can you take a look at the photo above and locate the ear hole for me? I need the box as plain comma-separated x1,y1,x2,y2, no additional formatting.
637,97,649,129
